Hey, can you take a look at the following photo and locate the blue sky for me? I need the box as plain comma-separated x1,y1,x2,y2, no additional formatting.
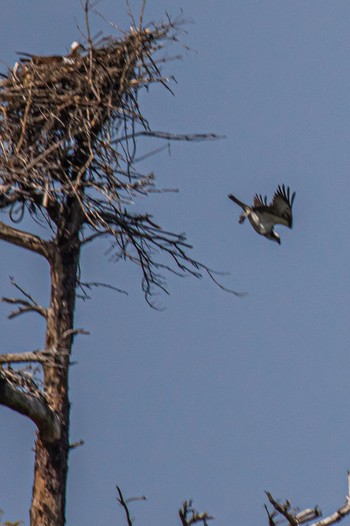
1,1,350,525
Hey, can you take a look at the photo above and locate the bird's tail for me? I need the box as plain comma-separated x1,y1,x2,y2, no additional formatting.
228,193,247,209
228,194,249,224
228,194,247,210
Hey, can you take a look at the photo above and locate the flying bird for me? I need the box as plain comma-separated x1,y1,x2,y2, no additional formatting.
228,185,296,244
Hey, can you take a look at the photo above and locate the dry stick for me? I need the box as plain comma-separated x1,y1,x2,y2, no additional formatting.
265,492,299,526
116,486,133,526
0,351,45,364
179,500,214,526
266,472,350,526
15,82,33,155
1,297,47,319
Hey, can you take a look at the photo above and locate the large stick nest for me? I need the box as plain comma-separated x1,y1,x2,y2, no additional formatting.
0,17,224,301
0,24,171,222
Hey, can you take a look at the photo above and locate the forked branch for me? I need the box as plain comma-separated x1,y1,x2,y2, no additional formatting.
265,472,350,526
1,277,47,320
1,297,47,320
0,368,60,441
179,500,214,526
116,486,146,526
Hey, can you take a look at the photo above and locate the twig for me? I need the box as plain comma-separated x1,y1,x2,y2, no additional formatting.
1,297,47,320
265,471,350,526
0,351,45,364
69,439,85,450
179,500,214,526
264,504,277,526
113,130,225,145
1,277,48,319
60,328,90,340
78,280,128,296
265,492,298,526
116,486,133,526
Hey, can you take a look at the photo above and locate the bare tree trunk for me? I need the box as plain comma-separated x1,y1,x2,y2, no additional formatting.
30,237,80,526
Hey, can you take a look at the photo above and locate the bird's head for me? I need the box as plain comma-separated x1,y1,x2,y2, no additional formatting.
273,232,281,245
70,42,85,56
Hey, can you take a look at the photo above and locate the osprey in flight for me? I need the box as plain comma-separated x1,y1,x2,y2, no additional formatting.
228,185,296,244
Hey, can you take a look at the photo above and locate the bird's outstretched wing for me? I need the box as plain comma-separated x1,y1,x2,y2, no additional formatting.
253,194,268,207
266,185,296,228
18,53,64,65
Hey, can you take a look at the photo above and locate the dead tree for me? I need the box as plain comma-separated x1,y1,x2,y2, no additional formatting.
265,471,350,526
0,5,222,526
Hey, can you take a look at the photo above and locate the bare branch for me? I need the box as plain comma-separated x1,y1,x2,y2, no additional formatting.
297,508,323,524
69,439,85,450
1,297,47,320
265,472,350,526
115,485,147,526
0,349,73,369
116,486,134,526
80,231,108,245
125,496,147,504
0,221,51,258
0,368,60,441
0,351,45,364
113,130,225,144
265,492,299,526
8,305,47,320
60,328,90,340
77,280,128,297
179,500,214,526
264,504,278,526
205,268,247,297
1,277,48,319
313,498,350,526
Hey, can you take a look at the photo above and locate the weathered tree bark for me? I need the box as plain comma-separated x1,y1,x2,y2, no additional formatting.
30,231,80,526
